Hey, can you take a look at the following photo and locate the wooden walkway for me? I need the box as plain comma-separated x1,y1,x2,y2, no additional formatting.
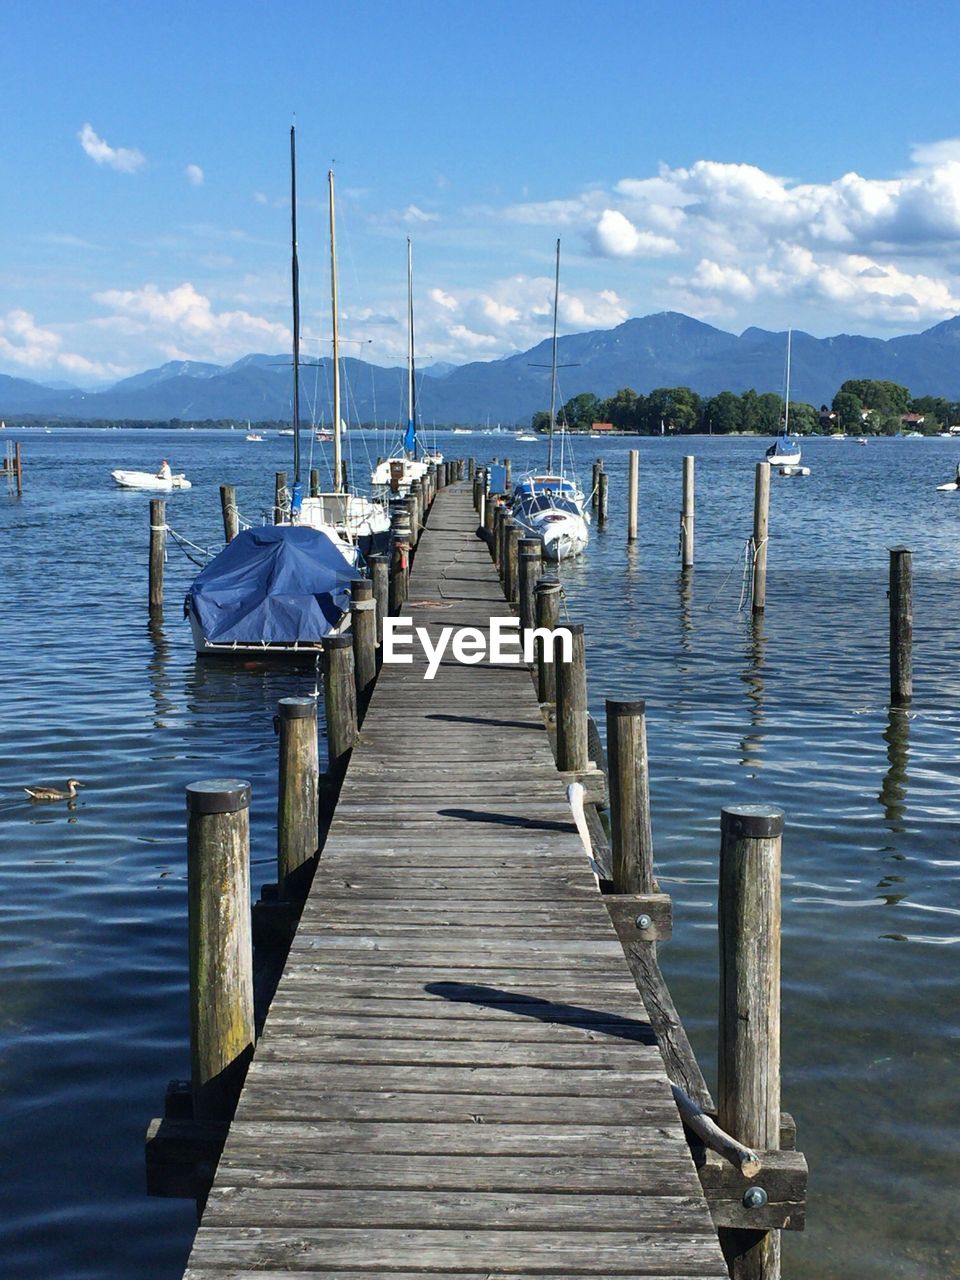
183,483,728,1278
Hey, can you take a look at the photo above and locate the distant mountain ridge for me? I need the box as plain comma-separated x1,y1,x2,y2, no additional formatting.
6,312,960,423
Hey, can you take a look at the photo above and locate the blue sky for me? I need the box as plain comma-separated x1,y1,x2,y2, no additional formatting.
4,0,960,385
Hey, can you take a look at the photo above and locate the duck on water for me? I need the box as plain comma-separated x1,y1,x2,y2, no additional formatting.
24,778,83,802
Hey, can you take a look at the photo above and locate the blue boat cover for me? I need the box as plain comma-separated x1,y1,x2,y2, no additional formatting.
185,526,356,644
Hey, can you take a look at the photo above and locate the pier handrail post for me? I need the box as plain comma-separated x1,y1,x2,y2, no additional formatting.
505,520,520,604
518,538,542,634
681,455,695,568
149,498,165,616
534,575,561,708
350,578,377,701
752,462,770,613
323,635,358,779
220,484,239,543
310,467,320,498
556,622,588,771
597,470,608,526
276,698,319,898
368,553,389,643
606,699,654,894
186,779,254,1122
889,546,913,705
718,804,783,1279
274,471,287,525
627,450,639,543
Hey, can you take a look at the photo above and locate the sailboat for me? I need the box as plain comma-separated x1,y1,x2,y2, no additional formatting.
299,170,390,553
184,128,358,657
510,239,590,562
370,239,440,492
765,329,802,466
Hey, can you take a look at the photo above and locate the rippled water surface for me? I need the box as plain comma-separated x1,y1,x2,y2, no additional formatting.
1,428,958,1278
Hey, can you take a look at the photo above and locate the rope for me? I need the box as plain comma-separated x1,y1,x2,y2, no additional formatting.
164,523,222,569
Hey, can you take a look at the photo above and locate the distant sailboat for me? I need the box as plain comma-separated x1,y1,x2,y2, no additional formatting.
765,329,802,466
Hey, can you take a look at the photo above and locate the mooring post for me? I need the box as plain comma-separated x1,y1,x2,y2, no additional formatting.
323,635,358,780
592,459,602,510
518,538,542,633
597,470,608,526
426,463,436,508
368,553,389,643
493,504,507,575
14,441,23,495
220,484,239,543
718,804,783,1280
627,449,639,543
310,467,319,498
468,457,476,480
405,492,419,549
186,779,255,1122
276,698,319,898
505,520,520,604
274,471,287,524
484,492,497,546
752,462,770,613
606,699,654,894
556,622,588,771
409,480,423,543
889,546,913,706
535,575,561,707
149,498,165,615
473,470,482,511
503,457,512,490
681,455,695,568
389,502,410,614
350,578,377,700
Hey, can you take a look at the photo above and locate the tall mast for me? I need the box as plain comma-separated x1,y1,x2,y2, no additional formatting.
329,169,342,493
407,237,416,459
290,126,301,485
784,327,792,436
547,238,560,473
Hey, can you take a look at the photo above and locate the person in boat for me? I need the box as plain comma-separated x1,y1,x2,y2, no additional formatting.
157,459,172,481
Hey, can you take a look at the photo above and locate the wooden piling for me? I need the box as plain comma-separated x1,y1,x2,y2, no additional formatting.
409,480,423,545
220,484,239,543
276,698,319,897
322,635,358,779
483,491,497,545
627,450,639,544
597,470,608,526
389,503,410,614
556,622,588,772
534,576,561,706
350,578,377,699
468,457,476,480
186,779,254,1122
592,459,602,511
309,467,319,498
752,462,770,613
889,547,913,705
517,538,542,633
274,471,287,524
505,520,520,605
503,457,512,490
149,498,165,615
681,455,695,568
606,699,654,894
368,553,389,643
494,504,507,575
14,441,23,495
718,804,783,1279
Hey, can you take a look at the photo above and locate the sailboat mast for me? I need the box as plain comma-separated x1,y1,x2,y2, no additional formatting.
329,169,342,493
784,327,792,436
547,238,560,473
407,237,416,459
290,126,301,485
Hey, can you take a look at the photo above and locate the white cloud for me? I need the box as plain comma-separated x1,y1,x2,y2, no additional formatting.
185,164,204,187
403,204,439,224
78,123,145,173
591,209,679,258
0,308,116,377
91,282,289,360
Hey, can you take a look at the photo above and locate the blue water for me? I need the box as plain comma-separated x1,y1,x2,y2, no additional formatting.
0,427,958,1278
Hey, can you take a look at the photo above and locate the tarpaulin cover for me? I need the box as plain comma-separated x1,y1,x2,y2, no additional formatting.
185,525,357,644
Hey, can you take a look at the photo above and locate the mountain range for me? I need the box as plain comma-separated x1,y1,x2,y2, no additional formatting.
5,311,960,424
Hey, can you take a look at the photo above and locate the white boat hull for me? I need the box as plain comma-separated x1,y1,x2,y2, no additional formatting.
299,494,390,541
514,509,590,561
112,469,191,491
370,457,431,491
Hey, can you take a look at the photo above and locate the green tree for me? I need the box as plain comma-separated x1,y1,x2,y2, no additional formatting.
832,390,863,432
599,387,641,431
559,392,600,432
787,402,818,435
704,391,743,434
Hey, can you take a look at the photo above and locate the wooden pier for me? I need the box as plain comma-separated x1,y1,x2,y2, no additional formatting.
154,471,803,1279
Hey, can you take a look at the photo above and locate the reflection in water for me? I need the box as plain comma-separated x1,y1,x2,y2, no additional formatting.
739,612,766,770
878,705,911,846
678,567,693,654
146,618,176,731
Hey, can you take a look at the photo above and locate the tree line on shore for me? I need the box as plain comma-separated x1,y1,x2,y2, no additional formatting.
533,380,960,435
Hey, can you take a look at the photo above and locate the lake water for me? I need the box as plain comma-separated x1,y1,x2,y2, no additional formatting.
0,427,957,1278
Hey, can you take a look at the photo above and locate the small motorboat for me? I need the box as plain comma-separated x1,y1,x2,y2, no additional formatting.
246,432,264,442
112,469,191,491
516,433,538,442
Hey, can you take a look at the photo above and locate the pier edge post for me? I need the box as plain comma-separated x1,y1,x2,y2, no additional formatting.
535,575,561,707
220,484,239,544
323,635,358,778
276,698,319,897
186,778,255,1122
368,553,389,643
517,538,542,634
350,578,377,700
556,621,588,771
606,699,655,894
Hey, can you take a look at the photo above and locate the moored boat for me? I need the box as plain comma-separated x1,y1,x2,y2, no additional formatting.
112,469,191,491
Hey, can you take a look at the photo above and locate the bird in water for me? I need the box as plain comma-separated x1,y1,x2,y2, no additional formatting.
24,778,83,802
